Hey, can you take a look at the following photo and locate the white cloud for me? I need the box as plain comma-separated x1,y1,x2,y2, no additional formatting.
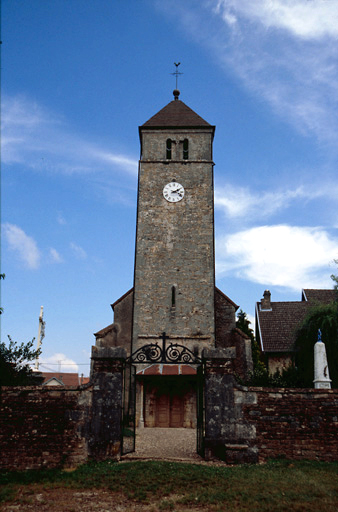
215,0,338,40
94,151,138,175
70,242,87,260
2,95,138,176
215,184,305,219
158,1,338,145
40,353,79,373
49,248,63,263
215,182,338,220
212,0,338,143
3,223,41,269
216,224,338,290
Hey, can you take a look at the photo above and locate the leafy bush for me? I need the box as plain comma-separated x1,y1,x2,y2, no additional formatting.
0,336,42,386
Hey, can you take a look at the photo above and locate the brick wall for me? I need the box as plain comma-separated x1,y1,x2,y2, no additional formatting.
203,355,338,464
2,357,338,471
0,385,92,471
243,387,338,462
0,347,126,472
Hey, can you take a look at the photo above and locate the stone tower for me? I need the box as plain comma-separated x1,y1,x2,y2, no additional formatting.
94,91,252,429
132,91,216,356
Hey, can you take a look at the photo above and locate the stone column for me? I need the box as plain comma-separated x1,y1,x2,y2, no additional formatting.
203,348,258,464
87,346,126,460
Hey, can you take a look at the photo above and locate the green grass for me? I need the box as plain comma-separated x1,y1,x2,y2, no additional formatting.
1,459,338,511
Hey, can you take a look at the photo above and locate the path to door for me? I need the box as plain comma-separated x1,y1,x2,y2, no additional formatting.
122,428,203,462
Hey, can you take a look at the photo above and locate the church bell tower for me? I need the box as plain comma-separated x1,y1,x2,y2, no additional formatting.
132,90,216,355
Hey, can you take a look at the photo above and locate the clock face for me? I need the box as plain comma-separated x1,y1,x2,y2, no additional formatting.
163,182,185,203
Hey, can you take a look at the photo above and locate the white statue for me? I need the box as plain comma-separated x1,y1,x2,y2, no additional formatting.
313,329,331,389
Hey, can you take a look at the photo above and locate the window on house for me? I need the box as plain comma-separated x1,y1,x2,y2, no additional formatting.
183,139,189,160
166,139,172,159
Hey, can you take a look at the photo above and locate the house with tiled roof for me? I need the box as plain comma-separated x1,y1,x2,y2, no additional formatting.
256,289,336,373
41,372,89,387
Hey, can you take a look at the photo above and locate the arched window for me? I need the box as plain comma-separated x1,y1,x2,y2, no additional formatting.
183,138,189,160
166,139,172,159
171,286,176,308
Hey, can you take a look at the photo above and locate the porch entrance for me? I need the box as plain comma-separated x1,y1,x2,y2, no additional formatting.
121,336,205,456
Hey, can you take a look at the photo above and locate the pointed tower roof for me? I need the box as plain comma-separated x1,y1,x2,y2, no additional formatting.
141,91,214,131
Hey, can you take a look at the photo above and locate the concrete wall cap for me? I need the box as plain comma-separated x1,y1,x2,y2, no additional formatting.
91,346,127,360
203,347,236,359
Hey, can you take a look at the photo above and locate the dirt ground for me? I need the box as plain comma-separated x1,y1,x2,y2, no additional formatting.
4,487,213,512
1,487,201,512
1,429,209,511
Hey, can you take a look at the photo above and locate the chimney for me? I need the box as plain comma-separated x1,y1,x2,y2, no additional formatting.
261,290,271,310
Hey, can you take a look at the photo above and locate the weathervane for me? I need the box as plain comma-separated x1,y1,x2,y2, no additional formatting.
171,62,183,90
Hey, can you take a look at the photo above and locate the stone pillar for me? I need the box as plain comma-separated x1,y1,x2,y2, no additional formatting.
87,346,126,460
203,348,258,464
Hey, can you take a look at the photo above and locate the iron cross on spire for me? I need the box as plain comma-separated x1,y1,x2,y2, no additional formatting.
171,62,183,90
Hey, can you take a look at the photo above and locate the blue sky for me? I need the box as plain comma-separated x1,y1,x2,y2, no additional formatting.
2,0,338,376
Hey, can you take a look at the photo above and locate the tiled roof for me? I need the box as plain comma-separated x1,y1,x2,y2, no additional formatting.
94,323,115,337
41,372,89,386
256,289,336,353
302,289,336,303
257,302,309,353
141,99,213,129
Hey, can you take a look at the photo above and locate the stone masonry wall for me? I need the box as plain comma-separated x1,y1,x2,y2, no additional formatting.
88,346,125,460
203,354,338,464
0,347,126,472
214,289,236,347
133,127,216,353
2,351,338,470
203,349,258,464
242,387,338,462
0,385,92,471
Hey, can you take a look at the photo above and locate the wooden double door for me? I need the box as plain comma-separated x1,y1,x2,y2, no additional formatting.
156,393,184,428
143,376,197,428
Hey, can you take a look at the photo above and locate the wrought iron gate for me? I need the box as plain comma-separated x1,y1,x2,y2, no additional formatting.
121,361,136,455
121,333,204,456
196,362,205,456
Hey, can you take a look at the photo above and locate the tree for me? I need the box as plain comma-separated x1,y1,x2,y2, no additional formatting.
293,261,338,387
236,309,264,372
294,301,338,388
238,262,338,388
331,258,338,295
0,336,42,386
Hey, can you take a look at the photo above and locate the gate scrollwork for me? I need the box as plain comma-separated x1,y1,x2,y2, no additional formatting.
127,338,202,365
